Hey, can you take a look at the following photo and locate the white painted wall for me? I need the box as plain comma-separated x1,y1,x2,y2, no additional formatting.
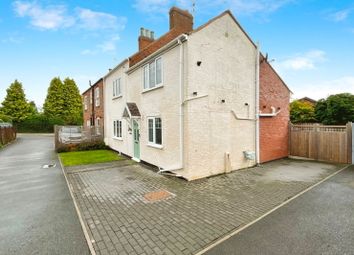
179,13,257,180
104,60,132,156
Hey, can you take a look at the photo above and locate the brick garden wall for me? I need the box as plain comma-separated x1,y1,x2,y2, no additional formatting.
259,58,290,163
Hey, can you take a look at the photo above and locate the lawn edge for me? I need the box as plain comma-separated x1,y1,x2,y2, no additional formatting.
58,155,96,255
195,164,351,255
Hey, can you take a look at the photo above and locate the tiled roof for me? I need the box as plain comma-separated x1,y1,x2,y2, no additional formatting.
126,102,141,117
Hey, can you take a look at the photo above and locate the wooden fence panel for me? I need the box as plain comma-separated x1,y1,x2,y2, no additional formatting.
290,123,352,164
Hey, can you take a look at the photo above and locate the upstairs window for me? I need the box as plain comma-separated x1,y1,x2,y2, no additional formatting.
148,117,162,145
84,96,88,110
143,57,162,90
95,87,100,107
113,78,121,98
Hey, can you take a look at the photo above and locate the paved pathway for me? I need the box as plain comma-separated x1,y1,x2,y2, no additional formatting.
206,165,354,255
0,134,89,255
65,158,343,255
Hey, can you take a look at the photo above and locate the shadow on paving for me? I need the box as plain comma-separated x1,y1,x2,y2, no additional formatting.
64,158,344,255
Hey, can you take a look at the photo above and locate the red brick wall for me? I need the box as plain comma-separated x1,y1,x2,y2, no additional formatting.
259,58,290,163
82,79,104,129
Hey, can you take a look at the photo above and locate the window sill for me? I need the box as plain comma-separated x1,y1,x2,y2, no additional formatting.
142,84,163,94
112,95,122,100
113,137,123,141
147,143,163,149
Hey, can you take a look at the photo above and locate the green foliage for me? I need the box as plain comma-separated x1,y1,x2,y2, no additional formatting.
43,77,82,125
315,93,354,125
290,100,316,123
56,141,107,153
15,114,64,133
29,101,38,115
62,78,83,125
1,80,33,123
59,149,122,166
43,77,64,118
0,113,13,123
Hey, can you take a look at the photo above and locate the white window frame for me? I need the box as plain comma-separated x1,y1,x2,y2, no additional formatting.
147,117,162,148
113,120,122,140
113,78,122,98
86,120,90,127
84,96,88,110
143,57,163,91
95,87,100,107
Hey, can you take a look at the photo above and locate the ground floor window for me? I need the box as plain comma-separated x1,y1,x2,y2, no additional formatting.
148,117,162,145
86,120,90,127
113,120,122,138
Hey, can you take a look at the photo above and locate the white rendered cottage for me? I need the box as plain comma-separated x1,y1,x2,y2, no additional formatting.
104,7,259,180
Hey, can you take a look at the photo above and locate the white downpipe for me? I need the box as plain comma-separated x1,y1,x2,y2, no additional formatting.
158,35,188,174
255,43,260,165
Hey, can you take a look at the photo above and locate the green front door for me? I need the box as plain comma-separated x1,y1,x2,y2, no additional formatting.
133,120,140,160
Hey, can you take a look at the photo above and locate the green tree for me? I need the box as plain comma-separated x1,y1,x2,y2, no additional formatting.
43,77,64,118
62,78,82,125
290,100,317,123
29,100,38,115
315,93,354,125
43,77,82,125
0,80,33,123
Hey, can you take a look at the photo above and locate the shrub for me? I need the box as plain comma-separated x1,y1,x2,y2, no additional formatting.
16,114,65,133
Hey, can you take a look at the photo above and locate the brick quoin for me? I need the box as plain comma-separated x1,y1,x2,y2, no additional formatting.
259,56,290,163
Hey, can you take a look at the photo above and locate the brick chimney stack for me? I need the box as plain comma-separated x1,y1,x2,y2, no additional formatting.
169,7,193,32
138,27,155,51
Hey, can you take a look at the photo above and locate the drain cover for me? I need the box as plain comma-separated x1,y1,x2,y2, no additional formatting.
144,189,175,203
43,163,56,168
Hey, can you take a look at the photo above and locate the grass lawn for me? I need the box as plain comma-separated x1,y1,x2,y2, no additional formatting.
59,150,124,166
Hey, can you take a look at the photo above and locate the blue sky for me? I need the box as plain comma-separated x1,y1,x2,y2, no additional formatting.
0,0,353,108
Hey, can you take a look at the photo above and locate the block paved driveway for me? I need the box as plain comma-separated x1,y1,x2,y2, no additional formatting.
65,159,343,255
0,134,89,255
206,165,354,255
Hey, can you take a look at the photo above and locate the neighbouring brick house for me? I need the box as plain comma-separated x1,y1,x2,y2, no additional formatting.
299,97,317,106
82,78,104,132
259,55,291,163
103,7,290,180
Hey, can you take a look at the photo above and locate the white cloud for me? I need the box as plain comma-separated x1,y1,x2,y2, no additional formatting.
13,1,126,31
275,50,327,71
13,1,74,30
328,8,353,22
98,35,120,52
293,76,354,100
76,8,126,31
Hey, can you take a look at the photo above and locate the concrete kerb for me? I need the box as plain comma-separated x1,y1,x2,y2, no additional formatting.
195,164,351,255
57,155,96,255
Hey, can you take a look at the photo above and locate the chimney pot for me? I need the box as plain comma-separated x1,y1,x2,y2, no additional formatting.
138,27,155,51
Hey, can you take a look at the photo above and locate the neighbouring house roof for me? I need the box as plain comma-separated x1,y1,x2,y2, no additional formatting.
299,97,317,104
123,102,141,118
260,54,292,93
81,78,103,96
